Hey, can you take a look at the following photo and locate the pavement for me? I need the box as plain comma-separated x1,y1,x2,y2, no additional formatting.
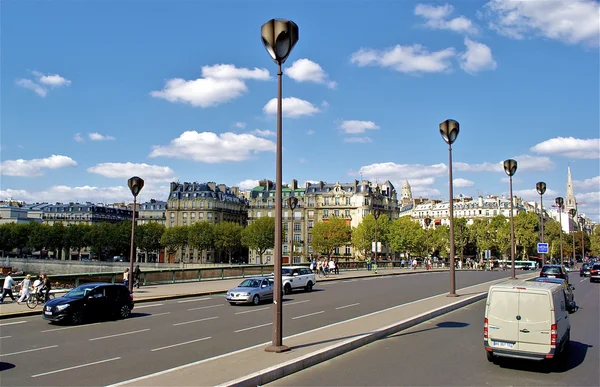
1,267,538,387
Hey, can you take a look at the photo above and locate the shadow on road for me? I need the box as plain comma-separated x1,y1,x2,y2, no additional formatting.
496,341,593,373
0,362,15,372
389,321,471,339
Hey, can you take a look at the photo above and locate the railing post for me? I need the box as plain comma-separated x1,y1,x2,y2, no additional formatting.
220,268,224,279
242,266,245,278
143,273,146,286
111,274,116,284
75,277,80,287
198,269,201,281
172,270,176,284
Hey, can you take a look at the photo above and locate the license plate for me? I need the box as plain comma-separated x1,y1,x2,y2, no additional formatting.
492,341,514,349
44,311,52,315
548,275,556,278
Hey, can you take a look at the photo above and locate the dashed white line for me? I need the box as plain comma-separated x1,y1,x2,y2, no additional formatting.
188,304,223,311
151,337,211,352
1,345,58,357
42,323,102,333
342,279,358,283
172,316,219,326
89,329,150,341
234,307,269,315
144,312,171,318
336,303,360,310
292,311,325,320
177,297,211,303
0,336,12,339
0,320,27,327
580,279,587,282
234,322,272,333
31,357,120,378
283,300,310,306
135,303,164,309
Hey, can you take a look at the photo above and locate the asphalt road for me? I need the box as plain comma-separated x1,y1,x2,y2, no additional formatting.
0,270,512,386
269,276,600,387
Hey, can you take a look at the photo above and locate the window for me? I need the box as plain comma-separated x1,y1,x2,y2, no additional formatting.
335,197,340,205
191,212,195,219
325,197,330,205
284,211,289,219
183,213,187,219
346,197,351,205
170,213,175,219
365,197,371,205
294,234,302,242
207,213,212,220
323,210,329,218
294,223,301,232
268,211,272,217
345,246,351,255
308,220,314,229
334,210,340,217
183,202,187,209
308,198,315,207
308,234,312,243
199,213,204,219
308,210,314,219
345,210,351,217
257,211,261,217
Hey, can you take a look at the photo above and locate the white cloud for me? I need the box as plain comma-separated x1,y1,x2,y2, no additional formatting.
74,133,85,143
574,176,600,190
249,129,275,137
531,137,600,159
234,122,246,129
263,97,321,118
238,179,260,190
149,131,276,163
481,0,600,47
344,137,372,143
458,37,497,73
286,58,337,89
578,191,600,204
338,120,380,134
514,188,560,202
455,155,554,173
359,162,447,180
415,3,478,34
35,73,71,87
306,129,315,135
87,162,176,182
151,64,270,108
16,71,71,97
89,132,116,141
454,161,501,172
0,155,77,177
15,79,47,97
500,177,523,184
453,178,475,187
351,44,456,73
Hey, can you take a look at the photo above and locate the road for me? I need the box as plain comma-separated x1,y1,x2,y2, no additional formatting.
269,276,600,386
0,270,511,386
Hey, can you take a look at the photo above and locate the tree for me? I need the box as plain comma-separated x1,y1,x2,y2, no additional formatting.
66,224,92,260
188,221,214,263
47,222,66,260
589,225,600,257
488,215,510,259
311,217,351,259
214,221,243,264
137,223,166,262
469,218,489,259
514,211,539,259
240,217,274,264
453,217,469,261
431,225,450,257
160,226,189,262
351,214,376,260
543,221,563,260
0,224,17,256
388,217,424,259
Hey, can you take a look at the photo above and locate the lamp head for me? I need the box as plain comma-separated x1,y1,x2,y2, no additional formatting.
424,217,431,227
261,19,299,65
287,196,298,210
373,209,380,220
569,208,577,218
127,176,145,197
555,196,564,207
503,159,518,177
439,119,460,145
536,181,546,195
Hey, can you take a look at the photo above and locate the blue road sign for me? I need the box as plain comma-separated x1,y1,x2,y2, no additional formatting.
537,243,549,254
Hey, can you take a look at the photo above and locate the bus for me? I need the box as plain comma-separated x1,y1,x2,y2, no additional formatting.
509,260,538,270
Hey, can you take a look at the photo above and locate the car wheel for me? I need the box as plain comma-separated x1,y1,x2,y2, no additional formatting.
486,351,494,363
71,310,84,325
229,302,236,306
119,304,131,319
305,281,313,292
284,284,292,295
252,295,260,305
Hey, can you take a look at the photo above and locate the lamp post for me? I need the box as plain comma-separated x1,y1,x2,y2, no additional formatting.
373,209,380,274
287,197,298,265
127,176,144,293
555,197,564,263
569,209,577,265
261,18,298,353
579,217,585,261
439,119,459,297
424,217,431,258
503,159,517,280
536,182,546,265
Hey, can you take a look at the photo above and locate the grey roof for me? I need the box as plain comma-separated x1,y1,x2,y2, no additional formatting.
170,182,247,204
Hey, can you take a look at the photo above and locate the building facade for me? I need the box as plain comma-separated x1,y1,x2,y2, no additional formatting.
37,202,133,226
138,199,167,226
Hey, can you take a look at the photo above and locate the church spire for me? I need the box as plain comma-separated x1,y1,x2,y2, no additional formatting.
565,166,577,212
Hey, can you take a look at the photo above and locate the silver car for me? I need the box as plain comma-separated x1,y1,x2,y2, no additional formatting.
226,277,274,305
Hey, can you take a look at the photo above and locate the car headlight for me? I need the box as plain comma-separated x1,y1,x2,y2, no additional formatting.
56,304,70,311
242,292,251,296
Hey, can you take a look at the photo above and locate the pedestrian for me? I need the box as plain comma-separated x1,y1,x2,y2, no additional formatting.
0,272,17,303
17,274,32,304
123,268,130,289
133,265,142,289
334,259,339,275
40,274,52,301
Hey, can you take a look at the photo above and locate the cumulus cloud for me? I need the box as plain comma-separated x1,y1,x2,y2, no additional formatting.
149,131,276,163
358,162,447,180
531,137,600,159
458,37,497,73
263,97,321,118
514,188,560,202
74,133,85,143
234,122,246,129
1,155,77,177
87,162,176,182
89,133,116,141
415,3,477,34
338,120,380,134
344,137,372,143
286,58,337,88
15,79,47,97
574,176,600,190
453,178,475,187
249,129,275,137
351,44,456,73
237,179,260,190
15,71,71,97
455,155,554,173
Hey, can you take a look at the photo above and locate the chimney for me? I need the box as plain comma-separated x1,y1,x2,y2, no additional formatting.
319,181,324,189
353,180,358,192
478,196,484,207
170,182,178,192
207,182,216,191
292,179,298,190
218,184,227,192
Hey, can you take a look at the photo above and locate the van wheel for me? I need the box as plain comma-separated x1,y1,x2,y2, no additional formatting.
284,284,292,295
305,281,313,292
486,351,494,362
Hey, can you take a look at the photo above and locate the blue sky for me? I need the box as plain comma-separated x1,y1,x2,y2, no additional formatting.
1,0,599,221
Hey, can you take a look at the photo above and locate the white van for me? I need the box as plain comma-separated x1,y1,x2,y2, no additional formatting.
484,280,570,362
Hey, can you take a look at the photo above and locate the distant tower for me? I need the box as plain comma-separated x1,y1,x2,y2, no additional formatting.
565,166,577,213
401,180,413,206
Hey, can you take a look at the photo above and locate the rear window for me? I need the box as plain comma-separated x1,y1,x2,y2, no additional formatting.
593,264,600,270
541,266,561,275
519,292,552,323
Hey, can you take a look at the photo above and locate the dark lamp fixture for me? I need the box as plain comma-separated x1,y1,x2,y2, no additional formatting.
536,182,546,195
128,176,145,197
373,209,380,220
555,197,564,207
503,159,518,177
439,119,460,145
261,19,299,64
287,196,298,210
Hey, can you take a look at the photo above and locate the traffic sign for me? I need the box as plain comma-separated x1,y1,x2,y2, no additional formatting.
537,243,549,254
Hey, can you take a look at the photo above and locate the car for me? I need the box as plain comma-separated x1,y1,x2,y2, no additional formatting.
590,263,600,283
539,264,569,282
580,263,591,277
42,283,134,325
281,266,316,295
534,277,576,313
226,277,274,305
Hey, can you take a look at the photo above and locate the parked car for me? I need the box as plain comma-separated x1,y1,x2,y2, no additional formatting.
43,283,134,325
281,266,316,294
226,276,274,305
590,263,600,283
539,264,569,282
534,277,576,313
580,263,591,277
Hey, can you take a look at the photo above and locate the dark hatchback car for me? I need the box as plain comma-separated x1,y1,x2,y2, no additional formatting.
580,263,591,277
43,283,134,325
539,264,569,283
534,277,576,313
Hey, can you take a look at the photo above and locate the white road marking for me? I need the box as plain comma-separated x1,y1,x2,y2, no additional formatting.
361,277,377,281
145,312,171,318
188,304,223,311
234,307,269,315
151,337,211,352
172,316,219,326
0,320,27,327
580,279,587,282
0,336,12,339
336,303,360,310
292,311,325,320
135,303,164,309
1,345,58,357
89,329,150,341
31,357,121,378
42,322,102,333
283,300,310,306
234,322,272,333
177,297,211,303
342,279,358,283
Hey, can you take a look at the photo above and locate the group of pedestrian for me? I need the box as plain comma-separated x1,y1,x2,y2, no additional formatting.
123,265,142,290
1,272,51,304
309,258,339,275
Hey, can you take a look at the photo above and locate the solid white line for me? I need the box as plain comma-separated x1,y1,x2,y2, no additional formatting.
336,303,360,310
235,307,269,315
89,329,150,341
0,336,12,339
1,345,58,357
144,312,171,318
188,304,223,311
234,322,272,333
177,297,211,303
342,279,358,283
292,311,325,320
361,277,377,281
42,323,102,333
31,357,121,378
0,320,27,327
283,300,310,306
172,316,218,326
151,337,211,352
135,303,164,309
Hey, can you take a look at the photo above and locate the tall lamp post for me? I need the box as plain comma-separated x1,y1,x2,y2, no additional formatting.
569,209,577,264
439,119,459,297
536,182,546,265
503,159,517,280
555,197,564,263
287,197,298,265
261,18,298,353
127,176,144,293
373,209,380,274
579,217,585,261
424,217,432,258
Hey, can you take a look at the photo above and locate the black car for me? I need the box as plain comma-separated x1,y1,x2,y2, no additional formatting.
580,263,591,277
539,264,569,282
43,283,134,325
534,277,576,313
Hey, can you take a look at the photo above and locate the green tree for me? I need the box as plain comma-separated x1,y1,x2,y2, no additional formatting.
351,214,376,260
27,223,47,252
0,224,17,256
240,217,274,264
431,225,450,257
453,217,469,261
47,222,66,260
588,225,600,257
488,215,510,259
543,221,563,260
311,217,351,259
137,223,166,262
388,217,424,259
514,211,539,259
188,221,214,263
67,224,92,260
469,218,489,259
214,221,243,264
161,226,189,262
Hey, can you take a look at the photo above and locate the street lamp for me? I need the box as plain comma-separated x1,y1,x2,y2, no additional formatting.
287,196,298,265
424,217,431,258
555,197,564,263
373,209,380,274
261,18,299,354
536,182,546,265
569,209,577,264
503,159,517,280
579,217,585,261
440,119,459,297
127,176,144,293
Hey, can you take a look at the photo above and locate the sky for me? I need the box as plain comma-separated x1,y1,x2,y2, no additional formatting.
1,0,599,221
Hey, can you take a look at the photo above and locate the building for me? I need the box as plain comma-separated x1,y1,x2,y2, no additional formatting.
0,206,42,225
39,202,134,226
138,199,167,226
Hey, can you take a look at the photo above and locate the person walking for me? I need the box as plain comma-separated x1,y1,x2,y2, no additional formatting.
0,272,17,303
133,265,142,289
17,274,32,304
123,268,130,289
